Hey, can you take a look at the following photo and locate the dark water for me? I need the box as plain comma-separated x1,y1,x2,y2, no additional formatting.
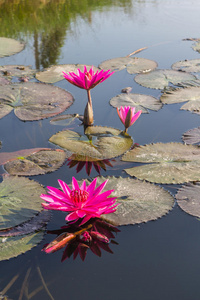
1,0,200,299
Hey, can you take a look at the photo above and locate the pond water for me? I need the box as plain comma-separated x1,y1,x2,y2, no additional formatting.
1,0,200,299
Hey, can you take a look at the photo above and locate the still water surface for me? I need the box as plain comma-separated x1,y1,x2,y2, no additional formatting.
1,0,200,299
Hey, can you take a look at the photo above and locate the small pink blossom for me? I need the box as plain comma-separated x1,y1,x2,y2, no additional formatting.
117,106,142,132
63,65,114,90
40,177,118,225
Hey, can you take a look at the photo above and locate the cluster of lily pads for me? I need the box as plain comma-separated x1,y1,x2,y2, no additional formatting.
1,36,200,261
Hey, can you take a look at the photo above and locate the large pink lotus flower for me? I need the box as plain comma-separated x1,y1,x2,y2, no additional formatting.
40,177,118,224
63,66,114,90
117,106,142,132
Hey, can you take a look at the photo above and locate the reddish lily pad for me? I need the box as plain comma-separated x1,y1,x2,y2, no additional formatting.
134,69,196,89
172,59,200,73
0,82,74,121
0,65,35,78
176,182,200,218
36,64,99,84
0,76,10,85
122,143,200,184
49,127,133,160
79,176,174,226
0,37,25,58
160,86,200,115
0,231,44,261
110,93,162,113
182,127,200,145
3,149,66,176
0,176,46,230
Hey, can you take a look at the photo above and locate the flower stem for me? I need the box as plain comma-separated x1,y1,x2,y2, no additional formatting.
87,89,92,106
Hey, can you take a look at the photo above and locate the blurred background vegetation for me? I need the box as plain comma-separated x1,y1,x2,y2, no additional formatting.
0,0,132,68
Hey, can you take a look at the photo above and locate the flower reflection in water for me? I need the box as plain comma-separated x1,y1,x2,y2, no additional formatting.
67,154,115,176
43,219,120,261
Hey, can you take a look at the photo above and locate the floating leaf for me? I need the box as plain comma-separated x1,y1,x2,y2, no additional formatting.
0,37,25,58
0,231,44,261
50,114,83,126
0,211,50,237
99,57,133,72
122,143,200,184
110,93,162,113
182,127,200,144
0,65,35,78
160,86,200,114
49,127,133,160
78,176,174,226
3,149,66,176
0,76,10,85
0,176,45,230
172,59,200,73
176,182,200,218
99,56,157,73
0,82,74,121
36,64,99,83
192,41,200,53
134,69,196,89
126,57,157,74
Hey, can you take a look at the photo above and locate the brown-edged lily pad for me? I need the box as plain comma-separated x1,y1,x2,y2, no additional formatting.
78,176,174,226
134,69,196,89
0,65,35,78
172,59,200,73
3,149,66,176
0,231,44,261
176,182,200,218
160,86,200,115
99,56,157,73
0,176,45,230
182,127,200,144
122,143,200,184
36,64,99,84
49,127,133,160
110,93,162,113
0,82,74,121
0,37,25,58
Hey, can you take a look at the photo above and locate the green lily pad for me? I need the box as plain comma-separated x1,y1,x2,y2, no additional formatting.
160,86,200,114
0,176,45,230
134,69,196,89
176,182,200,218
0,231,44,261
0,65,35,78
99,56,157,73
36,64,99,84
126,57,157,74
99,57,133,72
182,127,200,144
79,176,174,226
3,149,66,176
122,143,200,184
49,127,133,160
0,37,25,58
50,114,83,126
0,82,74,121
110,93,162,113
172,59,200,73
192,41,200,53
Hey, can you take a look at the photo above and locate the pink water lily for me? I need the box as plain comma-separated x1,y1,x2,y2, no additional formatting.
63,66,114,90
117,106,142,132
40,177,119,225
